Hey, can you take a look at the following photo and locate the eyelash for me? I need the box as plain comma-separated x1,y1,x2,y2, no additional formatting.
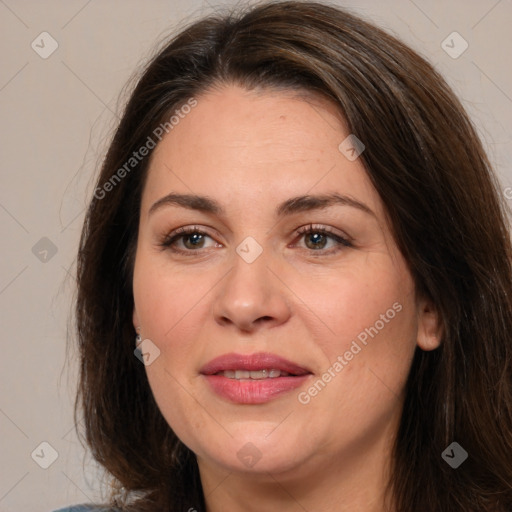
158,224,353,257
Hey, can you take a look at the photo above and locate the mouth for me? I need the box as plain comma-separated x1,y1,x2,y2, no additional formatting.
200,352,312,404
215,369,295,379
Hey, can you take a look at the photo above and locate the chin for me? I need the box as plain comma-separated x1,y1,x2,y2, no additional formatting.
194,426,314,476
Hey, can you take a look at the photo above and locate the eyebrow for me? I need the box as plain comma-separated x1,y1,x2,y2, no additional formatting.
148,192,375,218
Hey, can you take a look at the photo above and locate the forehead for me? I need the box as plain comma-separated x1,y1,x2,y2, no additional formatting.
141,84,383,220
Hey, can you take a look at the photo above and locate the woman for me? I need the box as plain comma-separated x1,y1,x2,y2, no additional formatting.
59,1,512,511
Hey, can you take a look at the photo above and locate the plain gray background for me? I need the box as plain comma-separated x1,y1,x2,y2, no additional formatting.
1,0,511,510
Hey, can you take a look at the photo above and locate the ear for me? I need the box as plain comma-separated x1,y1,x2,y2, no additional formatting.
416,296,442,351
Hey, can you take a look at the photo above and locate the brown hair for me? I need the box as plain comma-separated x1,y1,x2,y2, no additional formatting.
74,1,512,510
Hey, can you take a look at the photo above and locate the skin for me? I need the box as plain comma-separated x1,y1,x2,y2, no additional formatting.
132,84,442,512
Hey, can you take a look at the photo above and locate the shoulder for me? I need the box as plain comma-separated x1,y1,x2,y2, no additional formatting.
52,506,119,512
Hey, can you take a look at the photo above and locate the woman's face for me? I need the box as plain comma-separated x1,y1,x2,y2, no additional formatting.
132,85,440,481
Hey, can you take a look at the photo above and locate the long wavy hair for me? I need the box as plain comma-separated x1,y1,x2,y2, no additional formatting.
73,2,512,510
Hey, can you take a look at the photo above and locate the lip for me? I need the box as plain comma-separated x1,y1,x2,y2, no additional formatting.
200,352,312,404
200,352,311,376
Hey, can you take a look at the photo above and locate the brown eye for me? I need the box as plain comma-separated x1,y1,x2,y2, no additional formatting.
294,224,353,255
304,232,329,250
182,232,207,249
160,226,219,256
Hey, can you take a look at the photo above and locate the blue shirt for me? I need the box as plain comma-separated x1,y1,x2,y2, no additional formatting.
53,506,117,512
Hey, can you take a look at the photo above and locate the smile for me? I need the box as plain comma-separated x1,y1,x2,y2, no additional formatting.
216,369,292,379
201,352,313,404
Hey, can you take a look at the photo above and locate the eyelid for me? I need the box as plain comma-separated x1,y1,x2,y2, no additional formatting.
159,225,220,247
158,223,353,256
290,223,353,254
293,223,352,244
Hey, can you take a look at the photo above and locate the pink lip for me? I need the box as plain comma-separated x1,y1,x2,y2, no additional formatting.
200,352,312,404
200,352,311,375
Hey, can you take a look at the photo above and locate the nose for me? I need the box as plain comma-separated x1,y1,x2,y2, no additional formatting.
212,247,292,333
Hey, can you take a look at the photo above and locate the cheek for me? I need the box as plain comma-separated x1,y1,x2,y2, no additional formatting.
132,251,217,367
288,256,418,423
289,257,416,358
132,255,214,441
293,265,416,444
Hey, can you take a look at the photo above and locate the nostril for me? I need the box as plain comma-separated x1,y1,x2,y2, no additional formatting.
256,315,273,323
